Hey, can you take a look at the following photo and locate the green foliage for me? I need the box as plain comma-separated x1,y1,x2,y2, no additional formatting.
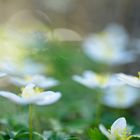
87,128,107,140
0,129,44,140
0,41,140,140
43,131,80,140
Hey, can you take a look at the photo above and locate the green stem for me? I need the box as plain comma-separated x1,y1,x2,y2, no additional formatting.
29,104,33,140
95,88,103,125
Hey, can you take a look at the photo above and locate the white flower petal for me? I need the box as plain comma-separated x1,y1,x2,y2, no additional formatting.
0,73,7,77
104,24,128,44
83,34,114,63
10,75,59,88
0,90,59,105
82,24,135,65
35,91,61,105
0,91,33,105
31,75,59,88
10,77,27,86
99,124,110,138
103,84,139,108
72,75,97,89
22,60,45,75
117,73,140,88
0,59,45,76
0,83,61,106
104,74,123,87
72,71,101,88
0,60,16,75
111,117,127,136
0,91,23,103
37,78,59,88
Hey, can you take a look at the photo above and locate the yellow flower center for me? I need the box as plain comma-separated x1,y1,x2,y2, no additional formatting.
21,85,43,99
96,74,109,85
110,128,130,140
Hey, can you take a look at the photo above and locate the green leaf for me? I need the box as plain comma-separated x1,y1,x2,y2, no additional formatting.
130,135,140,140
43,131,80,140
15,131,44,140
87,128,107,140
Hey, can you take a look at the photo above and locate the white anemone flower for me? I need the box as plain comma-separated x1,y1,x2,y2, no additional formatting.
72,70,116,89
0,83,61,105
99,117,140,140
117,73,140,88
103,83,139,108
10,74,59,88
82,24,135,65
99,117,130,140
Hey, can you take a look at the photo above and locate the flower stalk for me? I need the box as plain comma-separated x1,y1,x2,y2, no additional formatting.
29,104,33,140
95,88,103,125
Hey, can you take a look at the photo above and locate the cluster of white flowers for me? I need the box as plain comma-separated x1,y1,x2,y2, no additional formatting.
0,22,139,140
0,60,61,106
72,70,140,109
72,23,140,138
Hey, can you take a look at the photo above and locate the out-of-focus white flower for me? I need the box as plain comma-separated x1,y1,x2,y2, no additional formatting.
0,60,17,75
99,117,130,140
72,70,116,89
117,73,140,88
10,74,59,88
0,59,45,76
0,83,61,106
104,24,128,48
82,24,135,65
22,59,45,75
0,72,7,77
99,117,140,140
103,83,139,108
